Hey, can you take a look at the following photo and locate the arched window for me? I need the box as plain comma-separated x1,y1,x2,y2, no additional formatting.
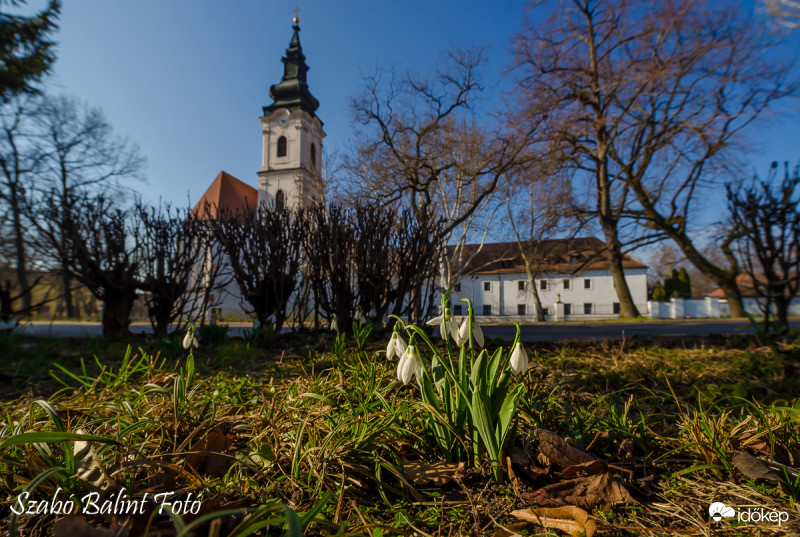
275,189,285,210
277,136,287,157
310,143,317,170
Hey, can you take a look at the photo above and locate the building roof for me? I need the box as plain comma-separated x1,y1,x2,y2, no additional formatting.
262,20,320,119
191,171,258,219
453,237,648,275
707,273,799,299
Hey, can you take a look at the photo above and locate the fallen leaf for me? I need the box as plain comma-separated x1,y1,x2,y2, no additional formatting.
535,429,595,469
491,522,527,537
402,460,465,486
185,421,237,477
522,471,635,510
511,506,597,537
54,516,129,537
559,459,608,479
732,451,787,485
73,436,112,490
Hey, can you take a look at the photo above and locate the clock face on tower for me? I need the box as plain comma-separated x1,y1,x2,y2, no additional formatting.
279,115,289,126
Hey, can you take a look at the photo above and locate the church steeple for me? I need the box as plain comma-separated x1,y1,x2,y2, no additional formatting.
258,10,325,211
263,14,320,118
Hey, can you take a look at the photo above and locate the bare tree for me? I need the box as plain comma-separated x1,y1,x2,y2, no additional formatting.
505,171,573,321
511,0,797,318
350,49,527,239
136,202,210,337
0,95,43,311
728,162,800,332
211,203,305,331
41,193,142,336
35,95,145,318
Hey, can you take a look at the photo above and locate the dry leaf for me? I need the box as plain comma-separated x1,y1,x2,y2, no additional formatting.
402,460,465,486
511,506,597,537
491,522,528,537
185,421,236,477
559,459,608,479
73,437,112,490
522,471,635,510
732,451,788,485
535,429,595,469
54,515,129,537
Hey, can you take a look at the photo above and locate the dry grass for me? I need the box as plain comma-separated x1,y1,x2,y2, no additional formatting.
0,331,798,536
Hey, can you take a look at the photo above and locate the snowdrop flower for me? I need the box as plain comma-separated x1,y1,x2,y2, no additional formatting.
426,310,458,342
182,325,198,349
397,344,424,385
509,341,528,376
386,330,407,360
458,316,484,347
331,314,338,332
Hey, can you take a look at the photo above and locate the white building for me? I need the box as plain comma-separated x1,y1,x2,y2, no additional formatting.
444,238,649,321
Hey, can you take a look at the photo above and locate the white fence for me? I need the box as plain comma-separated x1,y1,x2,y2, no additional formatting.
648,297,721,319
648,296,800,319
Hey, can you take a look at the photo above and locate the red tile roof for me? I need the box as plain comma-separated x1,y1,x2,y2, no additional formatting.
451,237,648,275
709,273,773,299
191,171,258,219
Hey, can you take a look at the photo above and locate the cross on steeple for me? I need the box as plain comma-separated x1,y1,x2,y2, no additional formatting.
293,6,300,24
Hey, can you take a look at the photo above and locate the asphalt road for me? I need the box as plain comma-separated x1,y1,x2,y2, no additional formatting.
9,319,798,342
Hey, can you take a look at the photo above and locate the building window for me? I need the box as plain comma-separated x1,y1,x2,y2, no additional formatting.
583,303,593,314
613,302,620,314
483,281,491,291
564,303,572,315
540,280,547,290
518,280,526,291
277,136,287,157
483,305,492,315
542,307,550,316
453,304,462,315
584,278,592,289
563,279,571,290
310,143,316,170
570,255,578,264
517,304,526,315
454,282,461,292
275,189,285,211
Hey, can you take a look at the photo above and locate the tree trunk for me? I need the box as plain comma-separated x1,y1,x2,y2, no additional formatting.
601,223,640,318
102,288,136,337
61,266,75,318
10,187,30,311
775,296,789,332
525,269,546,322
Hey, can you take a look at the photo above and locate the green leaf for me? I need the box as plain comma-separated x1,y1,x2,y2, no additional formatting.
0,432,119,451
498,383,525,449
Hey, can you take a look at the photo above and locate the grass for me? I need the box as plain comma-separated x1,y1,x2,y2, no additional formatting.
0,329,799,536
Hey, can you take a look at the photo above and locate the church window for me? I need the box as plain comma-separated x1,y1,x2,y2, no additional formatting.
275,189,285,210
310,143,317,170
277,136,287,157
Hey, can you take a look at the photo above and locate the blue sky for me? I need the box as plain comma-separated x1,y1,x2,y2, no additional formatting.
45,0,523,207
32,0,800,210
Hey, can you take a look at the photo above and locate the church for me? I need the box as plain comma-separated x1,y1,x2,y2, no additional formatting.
189,14,650,323
193,13,324,219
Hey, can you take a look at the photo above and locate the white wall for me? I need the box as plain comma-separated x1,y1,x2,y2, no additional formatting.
446,268,648,319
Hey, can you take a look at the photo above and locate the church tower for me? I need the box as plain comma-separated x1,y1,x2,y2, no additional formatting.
258,13,325,210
